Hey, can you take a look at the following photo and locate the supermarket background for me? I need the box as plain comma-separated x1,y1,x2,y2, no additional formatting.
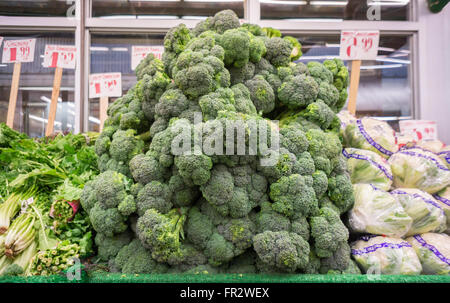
0,0,449,143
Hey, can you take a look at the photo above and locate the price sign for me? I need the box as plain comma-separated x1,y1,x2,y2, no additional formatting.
399,120,438,141
43,45,77,69
89,73,122,98
340,31,379,61
131,45,164,70
2,39,36,63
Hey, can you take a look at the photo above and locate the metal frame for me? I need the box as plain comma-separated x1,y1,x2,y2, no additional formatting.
1,0,421,133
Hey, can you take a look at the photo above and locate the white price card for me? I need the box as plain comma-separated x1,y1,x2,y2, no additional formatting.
339,31,379,61
131,45,164,70
2,39,36,63
89,73,122,98
399,120,438,141
43,45,77,69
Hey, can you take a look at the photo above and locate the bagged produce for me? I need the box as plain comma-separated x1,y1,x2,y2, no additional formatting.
438,146,450,168
337,110,356,137
391,188,447,236
349,184,412,238
434,187,450,234
388,147,450,194
407,233,450,275
415,140,446,154
351,235,422,275
396,132,417,149
343,148,393,191
343,117,399,159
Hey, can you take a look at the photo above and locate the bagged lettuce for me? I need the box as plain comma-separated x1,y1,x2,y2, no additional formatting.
407,233,450,275
349,184,412,238
391,188,447,237
351,235,422,275
388,147,450,194
415,140,446,154
438,146,450,168
343,117,399,159
434,187,450,234
343,148,393,191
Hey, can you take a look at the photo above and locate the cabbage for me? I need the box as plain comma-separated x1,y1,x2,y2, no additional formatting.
407,233,450,275
349,184,412,238
388,147,450,194
343,148,393,191
351,235,422,275
434,187,450,234
343,117,399,159
391,188,447,237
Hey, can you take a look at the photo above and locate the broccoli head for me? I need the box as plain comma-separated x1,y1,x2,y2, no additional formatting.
245,75,275,114
263,37,293,67
253,231,310,273
309,207,349,258
278,74,319,109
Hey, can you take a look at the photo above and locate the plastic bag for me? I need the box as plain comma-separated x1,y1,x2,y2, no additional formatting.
388,147,450,194
343,148,393,191
438,145,450,169
343,117,399,159
415,140,446,154
391,188,447,237
351,235,422,275
349,184,412,238
434,187,450,234
407,233,450,275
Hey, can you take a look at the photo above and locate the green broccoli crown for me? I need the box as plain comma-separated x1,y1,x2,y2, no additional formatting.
307,61,334,84
327,173,355,214
95,231,132,262
115,239,169,274
278,74,319,109
245,75,275,114
300,100,337,130
136,181,173,216
283,36,302,61
309,207,349,258
269,174,319,218
129,154,166,186
319,242,351,274
135,53,165,81
199,87,236,120
253,230,310,273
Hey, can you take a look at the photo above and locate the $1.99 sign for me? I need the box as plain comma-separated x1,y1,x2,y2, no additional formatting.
43,45,77,69
2,39,36,63
339,31,379,61
89,73,122,98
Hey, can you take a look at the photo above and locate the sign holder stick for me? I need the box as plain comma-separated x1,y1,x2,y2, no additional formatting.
99,96,109,131
6,62,22,128
45,67,63,136
347,59,361,116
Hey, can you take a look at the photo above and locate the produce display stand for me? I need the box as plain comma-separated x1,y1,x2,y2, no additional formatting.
1,273,450,283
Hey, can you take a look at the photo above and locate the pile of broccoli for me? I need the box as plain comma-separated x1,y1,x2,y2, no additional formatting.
81,9,357,275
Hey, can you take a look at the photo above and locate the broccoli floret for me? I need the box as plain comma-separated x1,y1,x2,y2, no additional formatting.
185,202,255,267
229,62,256,85
219,28,265,68
164,24,192,55
90,204,128,237
211,9,241,34
303,249,322,274
136,207,188,263
129,154,166,185
231,83,257,115
199,88,236,120
283,36,302,61
136,181,173,216
262,27,282,38
135,53,165,81
263,37,293,67
312,170,328,198
245,75,275,114
155,88,190,120
109,129,145,164
95,231,132,262
115,239,169,274
307,61,334,84
319,242,351,273
174,154,213,186
269,174,319,218
309,207,349,258
253,231,310,273
168,172,200,207
327,173,354,214
280,125,309,158
301,100,336,130
306,128,342,160
317,81,340,110
225,250,258,274
278,74,319,109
